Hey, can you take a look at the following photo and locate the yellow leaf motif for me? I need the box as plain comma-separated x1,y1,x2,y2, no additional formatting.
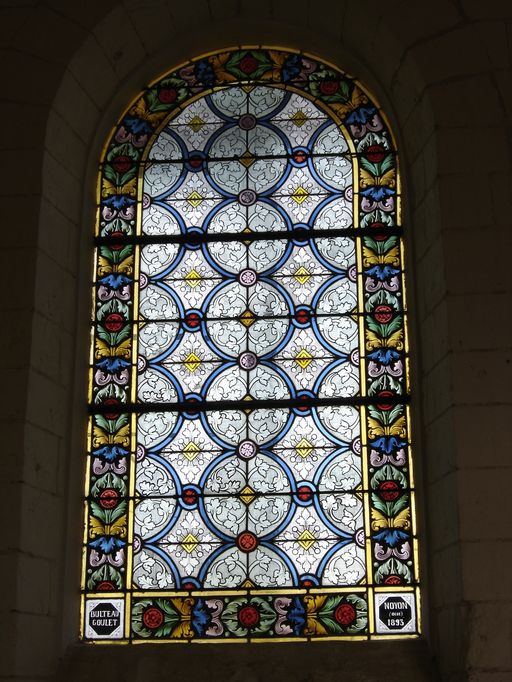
360,167,396,189
101,178,137,200
329,86,368,118
89,514,127,539
362,245,400,267
170,598,194,639
365,328,404,352
210,53,237,82
91,424,130,449
129,98,167,127
371,507,411,533
303,595,328,637
97,255,133,278
95,338,131,360
367,416,407,440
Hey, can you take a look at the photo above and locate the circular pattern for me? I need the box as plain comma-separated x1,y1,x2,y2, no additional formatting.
238,440,257,459
239,113,257,130
238,189,257,205
334,602,356,626
238,268,257,286
236,531,258,552
239,351,258,370
184,310,202,331
143,607,164,630
238,605,260,628
99,488,119,509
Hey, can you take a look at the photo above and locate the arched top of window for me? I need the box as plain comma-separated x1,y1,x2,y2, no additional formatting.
83,47,419,642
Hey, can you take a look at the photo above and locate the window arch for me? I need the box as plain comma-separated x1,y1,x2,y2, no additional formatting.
83,47,419,642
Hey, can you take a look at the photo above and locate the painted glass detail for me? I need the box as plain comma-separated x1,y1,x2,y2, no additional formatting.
84,47,419,642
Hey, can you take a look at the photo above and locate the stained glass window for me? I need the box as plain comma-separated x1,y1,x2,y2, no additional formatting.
83,48,420,642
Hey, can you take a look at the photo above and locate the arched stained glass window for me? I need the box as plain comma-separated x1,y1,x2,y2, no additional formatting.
83,48,420,642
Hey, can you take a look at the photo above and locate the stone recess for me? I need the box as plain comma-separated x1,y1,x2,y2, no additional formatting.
1,1,511,681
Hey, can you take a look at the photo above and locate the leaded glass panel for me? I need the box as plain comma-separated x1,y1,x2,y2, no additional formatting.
84,48,419,642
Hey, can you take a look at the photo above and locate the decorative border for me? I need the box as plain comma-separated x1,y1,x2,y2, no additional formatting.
83,47,418,641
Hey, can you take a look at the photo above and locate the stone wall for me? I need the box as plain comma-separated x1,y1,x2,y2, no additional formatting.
1,1,511,680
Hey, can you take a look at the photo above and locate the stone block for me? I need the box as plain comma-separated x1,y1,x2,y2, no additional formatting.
0,248,36,311
447,293,511,351
494,69,512,118
452,404,512,468
438,175,494,231
390,53,425,124
11,611,58,678
427,75,505,128
0,194,40,249
3,48,61,105
52,71,99,144
45,109,87,179
38,196,78,275
444,227,512,293
466,602,512,671
68,33,119,109
428,543,463,608
422,406,456,483
401,94,437,166
42,151,82,222
436,126,511,175
25,370,68,435
23,422,61,494
167,0,212,31
451,350,512,406
127,3,174,56
11,4,87,66
411,25,488,84
458,468,511,541
0,148,43,197
490,173,512,226
15,553,51,615
93,5,147,80
32,250,76,333
0,101,47,150
416,234,448,321
0,309,32,369
209,0,238,20
422,353,453,426
18,483,61,560
426,471,460,550
418,298,450,374
432,602,468,680
461,540,512,601
461,0,512,19
385,1,461,43
409,180,442,260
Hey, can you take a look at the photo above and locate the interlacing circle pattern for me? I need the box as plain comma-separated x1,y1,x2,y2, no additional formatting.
85,48,418,642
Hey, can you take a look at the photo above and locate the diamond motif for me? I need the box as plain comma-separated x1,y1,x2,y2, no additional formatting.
181,533,199,554
186,191,204,207
184,352,201,372
291,110,308,127
240,309,256,327
293,266,311,284
291,186,309,204
295,438,314,459
294,349,313,369
239,485,256,506
182,441,200,461
188,115,205,132
239,150,256,168
184,269,202,287
297,529,316,551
